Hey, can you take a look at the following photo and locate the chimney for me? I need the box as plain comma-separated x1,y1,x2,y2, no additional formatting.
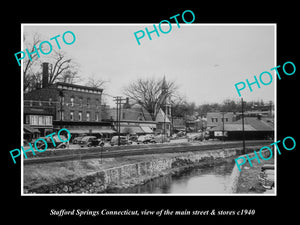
42,62,49,88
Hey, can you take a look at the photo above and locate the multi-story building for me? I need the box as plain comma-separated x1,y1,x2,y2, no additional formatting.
23,62,115,141
206,112,236,129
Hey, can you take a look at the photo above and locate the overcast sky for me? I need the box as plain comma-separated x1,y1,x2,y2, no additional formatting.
23,24,275,106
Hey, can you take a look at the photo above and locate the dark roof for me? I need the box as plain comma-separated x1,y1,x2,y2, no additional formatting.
210,117,274,132
210,124,255,131
233,117,274,131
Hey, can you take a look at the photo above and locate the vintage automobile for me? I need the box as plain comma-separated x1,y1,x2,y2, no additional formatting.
151,134,170,143
72,135,87,144
31,135,68,149
137,135,153,144
79,136,105,147
110,136,131,146
187,133,204,142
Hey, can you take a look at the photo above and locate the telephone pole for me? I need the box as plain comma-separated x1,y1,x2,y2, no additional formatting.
113,96,126,146
241,98,246,154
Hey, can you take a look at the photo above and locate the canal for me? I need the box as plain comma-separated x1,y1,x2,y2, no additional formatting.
107,158,236,194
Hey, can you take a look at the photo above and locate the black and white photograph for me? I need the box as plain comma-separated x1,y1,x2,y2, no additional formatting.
21,24,276,195
4,4,298,225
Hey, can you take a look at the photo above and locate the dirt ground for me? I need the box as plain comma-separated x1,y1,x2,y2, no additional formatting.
236,157,275,194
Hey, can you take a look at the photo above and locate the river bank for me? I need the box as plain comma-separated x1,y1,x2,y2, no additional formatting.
24,146,263,194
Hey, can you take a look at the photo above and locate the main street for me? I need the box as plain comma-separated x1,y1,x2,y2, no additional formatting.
23,140,272,165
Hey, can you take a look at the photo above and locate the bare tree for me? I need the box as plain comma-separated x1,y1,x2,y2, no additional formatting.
85,75,107,89
23,32,80,91
23,32,43,91
123,77,178,121
48,50,79,85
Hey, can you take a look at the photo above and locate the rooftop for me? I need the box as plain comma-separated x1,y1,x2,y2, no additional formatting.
210,116,274,131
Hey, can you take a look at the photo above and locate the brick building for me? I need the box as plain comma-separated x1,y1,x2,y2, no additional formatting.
23,63,115,141
206,112,236,129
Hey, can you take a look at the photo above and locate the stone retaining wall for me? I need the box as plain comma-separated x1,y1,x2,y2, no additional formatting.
226,148,273,193
26,147,262,194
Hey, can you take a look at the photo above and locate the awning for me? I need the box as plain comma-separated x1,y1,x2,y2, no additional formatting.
120,126,144,134
91,129,116,134
24,125,40,134
140,126,153,133
68,129,89,134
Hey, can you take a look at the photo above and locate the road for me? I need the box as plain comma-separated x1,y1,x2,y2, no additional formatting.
23,140,272,165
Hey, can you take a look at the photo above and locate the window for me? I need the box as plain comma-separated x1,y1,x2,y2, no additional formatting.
30,115,38,125
59,96,65,105
96,99,99,109
86,112,90,121
79,98,83,107
78,111,82,121
45,116,52,125
87,98,90,108
95,112,99,121
49,98,52,105
70,111,74,121
39,116,44,125
29,115,52,125
25,115,29,124
70,97,74,107
60,111,64,121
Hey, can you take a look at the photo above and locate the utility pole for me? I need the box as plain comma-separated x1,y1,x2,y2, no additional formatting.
222,111,225,142
113,96,126,146
241,98,246,154
59,90,64,130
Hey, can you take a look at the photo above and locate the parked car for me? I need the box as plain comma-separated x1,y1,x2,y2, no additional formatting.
137,135,153,144
31,135,68,149
152,134,170,143
110,136,131,146
79,136,104,147
72,135,87,144
187,133,204,142
129,134,138,142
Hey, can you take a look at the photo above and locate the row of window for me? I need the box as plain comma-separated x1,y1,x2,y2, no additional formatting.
57,85,102,94
26,115,52,126
60,96,100,108
59,110,100,122
211,118,229,123
25,97,101,109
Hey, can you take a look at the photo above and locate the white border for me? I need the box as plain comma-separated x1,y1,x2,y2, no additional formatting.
21,23,277,197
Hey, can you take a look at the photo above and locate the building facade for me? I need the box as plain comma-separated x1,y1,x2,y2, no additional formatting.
23,63,115,141
206,112,236,129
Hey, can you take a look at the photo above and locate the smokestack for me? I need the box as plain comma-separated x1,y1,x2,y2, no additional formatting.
42,62,49,88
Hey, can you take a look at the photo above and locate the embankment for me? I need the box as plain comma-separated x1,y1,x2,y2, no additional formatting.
24,145,266,194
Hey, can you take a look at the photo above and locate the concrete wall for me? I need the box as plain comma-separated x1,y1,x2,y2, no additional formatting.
226,149,272,193
26,146,261,194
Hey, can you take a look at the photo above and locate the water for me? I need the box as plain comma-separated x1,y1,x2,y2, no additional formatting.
112,159,236,194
